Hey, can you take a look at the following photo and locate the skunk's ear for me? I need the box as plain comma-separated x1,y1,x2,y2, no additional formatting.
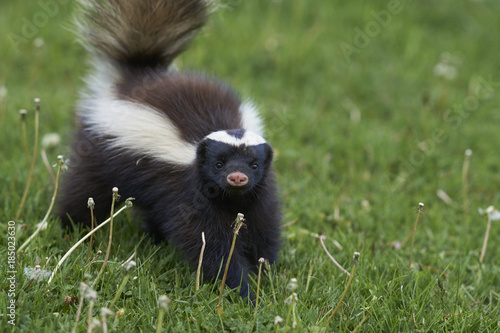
264,143,274,168
196,140,209,164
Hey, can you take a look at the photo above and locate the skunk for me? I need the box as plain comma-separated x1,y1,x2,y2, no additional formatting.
57,0,281,299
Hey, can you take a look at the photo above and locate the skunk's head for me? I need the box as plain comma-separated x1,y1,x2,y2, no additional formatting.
196,129,273,196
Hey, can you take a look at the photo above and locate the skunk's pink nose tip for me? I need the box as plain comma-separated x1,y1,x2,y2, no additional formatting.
227,172,249,186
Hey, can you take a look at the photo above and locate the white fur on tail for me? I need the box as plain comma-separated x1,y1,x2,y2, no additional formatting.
80,95,197,165
239,100,265,137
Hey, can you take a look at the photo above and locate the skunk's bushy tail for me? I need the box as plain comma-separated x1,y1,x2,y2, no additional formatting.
77,0,210,69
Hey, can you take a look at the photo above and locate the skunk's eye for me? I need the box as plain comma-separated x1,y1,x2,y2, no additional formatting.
251,163,259,171
215,161,224,169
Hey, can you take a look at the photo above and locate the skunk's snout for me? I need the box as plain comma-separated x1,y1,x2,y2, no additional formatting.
227,172,248,187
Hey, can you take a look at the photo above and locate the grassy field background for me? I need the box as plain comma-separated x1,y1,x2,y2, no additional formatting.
1,0,500,331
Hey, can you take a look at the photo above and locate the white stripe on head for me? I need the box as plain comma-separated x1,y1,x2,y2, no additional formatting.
239,100,264,136
205,130,267,147
80,97,197,165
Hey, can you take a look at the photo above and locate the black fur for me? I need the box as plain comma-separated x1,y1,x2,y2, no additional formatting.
58,0,281,299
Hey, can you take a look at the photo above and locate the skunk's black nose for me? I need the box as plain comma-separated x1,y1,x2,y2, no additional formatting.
227,172,248,187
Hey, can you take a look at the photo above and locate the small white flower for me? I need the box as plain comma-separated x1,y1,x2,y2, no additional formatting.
55,155,68,171
485,206,500,221
19,109,27,120
158,295,170,310
490,211,500,221
274,316,284,325
23,266,52,281
35,221,48,231
0,85,7,100
391,241,402,250
124,260,136,273
87,197,95,209
286,278,298,291
89,318,101,330
33,38,44,48
284,293,298,305
361,199,370,210
41,133,61,148
353,252,361,264
479,206,500,220
85,288,98,301
100,307,114,317
433,53,460,80
433,63,456,80
125,197,135,208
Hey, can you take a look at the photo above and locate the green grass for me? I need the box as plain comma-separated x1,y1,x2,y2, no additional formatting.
2,0,500,331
